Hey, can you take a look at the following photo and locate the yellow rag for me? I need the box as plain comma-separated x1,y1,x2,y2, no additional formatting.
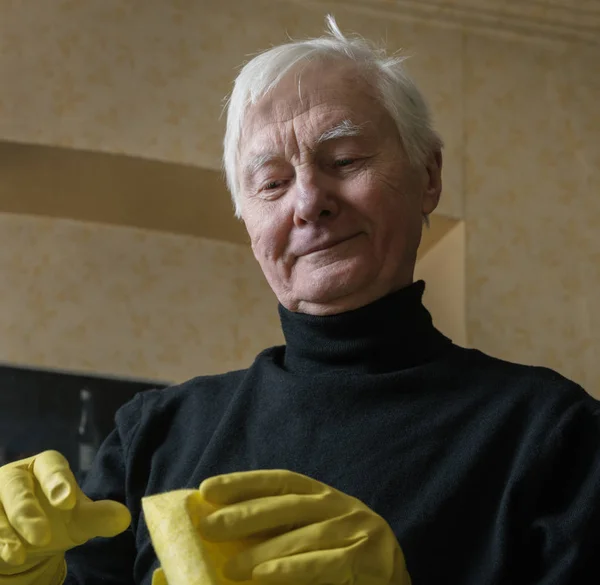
142,490,254,585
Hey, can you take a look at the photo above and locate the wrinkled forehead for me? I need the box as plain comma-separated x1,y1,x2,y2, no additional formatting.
238,61,387,161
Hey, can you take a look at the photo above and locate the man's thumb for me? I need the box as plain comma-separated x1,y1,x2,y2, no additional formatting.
71,499,132,540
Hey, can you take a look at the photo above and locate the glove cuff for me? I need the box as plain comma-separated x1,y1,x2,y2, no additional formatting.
0,555,66,585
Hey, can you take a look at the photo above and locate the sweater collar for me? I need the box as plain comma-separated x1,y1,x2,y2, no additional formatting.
278,281,452,375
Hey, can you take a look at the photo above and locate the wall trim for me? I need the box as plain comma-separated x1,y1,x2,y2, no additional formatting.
277,0,600,46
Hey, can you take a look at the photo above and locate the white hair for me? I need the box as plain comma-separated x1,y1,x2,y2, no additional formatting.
223,15,443,218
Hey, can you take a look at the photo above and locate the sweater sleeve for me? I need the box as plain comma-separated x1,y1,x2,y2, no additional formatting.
63,392,145,585
523,389,600,584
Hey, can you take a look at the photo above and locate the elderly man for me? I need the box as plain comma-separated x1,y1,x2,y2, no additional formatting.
1,17,599,585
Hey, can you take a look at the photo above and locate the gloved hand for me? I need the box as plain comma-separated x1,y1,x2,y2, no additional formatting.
143,489,258,585
197,469,411,585
0,450,131,585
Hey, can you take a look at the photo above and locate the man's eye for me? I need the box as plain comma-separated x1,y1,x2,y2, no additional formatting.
263,180,283,191
333,158,357,168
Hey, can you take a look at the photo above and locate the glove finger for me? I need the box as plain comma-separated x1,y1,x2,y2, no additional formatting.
151,567,168,585
0,501,26,566
222,514,368,582
250,548,411,585
200,470,324,506
0,468,51,547
69,499,131,541
200,493,339,542
236,548,354,585
31,451,77,510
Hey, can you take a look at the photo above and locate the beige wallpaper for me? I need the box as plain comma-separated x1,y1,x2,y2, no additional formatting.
0,0,464,218
0,211,460,384
464,37,600,394
415,223,467,349
1,0,598,392
0,213,282,383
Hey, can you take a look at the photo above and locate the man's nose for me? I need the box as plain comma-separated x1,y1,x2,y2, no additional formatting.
292,170,340,226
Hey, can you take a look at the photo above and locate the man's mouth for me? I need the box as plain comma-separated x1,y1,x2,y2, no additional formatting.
302,233,361,256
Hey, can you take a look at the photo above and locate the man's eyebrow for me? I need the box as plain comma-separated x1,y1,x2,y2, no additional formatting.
316,120,366,145
242,152,280,181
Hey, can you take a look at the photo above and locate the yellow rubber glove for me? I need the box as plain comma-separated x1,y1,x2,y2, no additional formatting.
151,567,168,585
0,450,131,585
197,470,412,585
142,490,260,585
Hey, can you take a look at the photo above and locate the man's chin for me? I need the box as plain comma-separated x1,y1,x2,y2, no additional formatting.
280,259,374,312
294,278,370,313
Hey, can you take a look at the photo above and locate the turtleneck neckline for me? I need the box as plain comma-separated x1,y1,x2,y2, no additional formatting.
277,281,452,375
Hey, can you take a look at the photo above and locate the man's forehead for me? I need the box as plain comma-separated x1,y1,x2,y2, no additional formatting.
244,112,367,145
243,93,355,134
248,80,378,122
240,100,378,160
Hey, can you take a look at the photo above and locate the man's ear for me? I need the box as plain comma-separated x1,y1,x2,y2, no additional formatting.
422,149,442,216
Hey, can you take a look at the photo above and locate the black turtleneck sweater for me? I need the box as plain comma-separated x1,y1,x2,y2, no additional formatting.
65,282,600,585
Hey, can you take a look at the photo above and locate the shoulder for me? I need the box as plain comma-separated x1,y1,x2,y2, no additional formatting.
450,345,598,418
113,368,249,441
442,348,600,491
143,368,248,407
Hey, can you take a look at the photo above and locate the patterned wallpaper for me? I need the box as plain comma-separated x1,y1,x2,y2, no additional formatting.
414,223,467,349
0,0,464,217
1,0,598,393
464,37,600,394
0,213,282,383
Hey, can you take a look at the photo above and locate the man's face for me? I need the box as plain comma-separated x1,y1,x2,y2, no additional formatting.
237,60,442,315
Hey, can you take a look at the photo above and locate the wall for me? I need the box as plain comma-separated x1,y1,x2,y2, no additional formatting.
0,0,464,217
464,36,600,393
1,0,598,391
0,213,282,383
415,223,467,348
